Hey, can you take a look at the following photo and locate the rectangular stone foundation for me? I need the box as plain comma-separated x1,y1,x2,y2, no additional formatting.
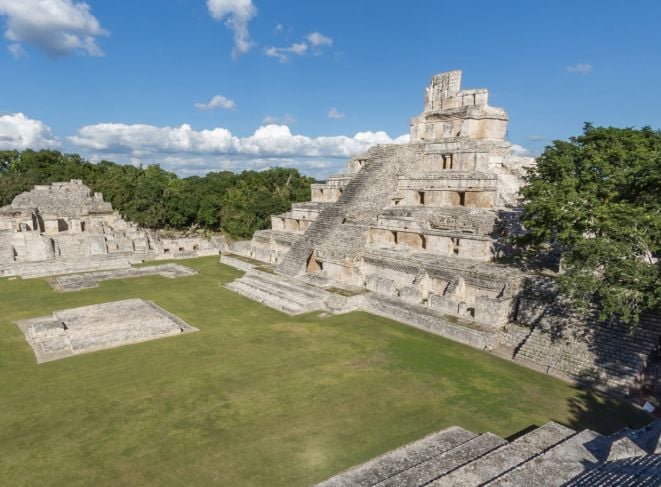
15,299,198,363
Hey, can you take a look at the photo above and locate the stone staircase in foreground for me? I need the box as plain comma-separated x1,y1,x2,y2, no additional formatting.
225,270,335,315
317,420,661,486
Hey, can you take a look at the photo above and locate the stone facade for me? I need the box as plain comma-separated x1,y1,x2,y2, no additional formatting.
0,179,222,277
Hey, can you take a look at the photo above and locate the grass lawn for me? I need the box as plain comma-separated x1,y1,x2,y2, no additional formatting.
0,256,650,486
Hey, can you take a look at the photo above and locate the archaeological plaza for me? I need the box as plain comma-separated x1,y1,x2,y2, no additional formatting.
2,71,660,485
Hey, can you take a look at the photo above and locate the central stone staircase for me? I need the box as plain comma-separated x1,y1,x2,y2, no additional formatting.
316,420,661,486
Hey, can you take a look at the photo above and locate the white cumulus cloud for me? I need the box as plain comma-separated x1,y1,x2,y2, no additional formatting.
328,107,346,119
265,31,333,62
66,121,411,177
565,63,592,75
195,95,236,111
206,0,257,59
68,122,406,159
265,42,307,63
262,113,295,125
510,144,533,157
306,32,332,47
0,112,60,149
8,42,26,58
0,0,108,58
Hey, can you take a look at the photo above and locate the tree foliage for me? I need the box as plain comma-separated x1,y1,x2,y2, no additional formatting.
0,150,315,239
517,124,661,326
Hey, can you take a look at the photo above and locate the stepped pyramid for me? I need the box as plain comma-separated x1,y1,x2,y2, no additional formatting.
237,70,534,327
226,71,661,394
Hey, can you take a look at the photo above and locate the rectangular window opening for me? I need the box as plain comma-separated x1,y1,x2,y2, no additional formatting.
442,154,454,170
452,237,460,255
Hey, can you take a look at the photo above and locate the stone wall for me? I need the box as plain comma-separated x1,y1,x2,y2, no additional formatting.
500,277,661,393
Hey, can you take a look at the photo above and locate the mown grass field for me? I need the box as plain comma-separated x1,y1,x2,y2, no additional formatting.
0,256,650,485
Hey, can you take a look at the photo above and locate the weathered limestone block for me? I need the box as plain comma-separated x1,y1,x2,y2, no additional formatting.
87,235,108,256
20,233,55,261
399,286,423,304
429,293,461,315
366,274,398,297
474,296,511,326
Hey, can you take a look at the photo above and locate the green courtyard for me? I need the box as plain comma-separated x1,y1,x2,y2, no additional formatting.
0,257,650,486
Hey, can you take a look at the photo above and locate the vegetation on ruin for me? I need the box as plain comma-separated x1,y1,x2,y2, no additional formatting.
0,149,315,238
0,256,649,486
516,124,661,327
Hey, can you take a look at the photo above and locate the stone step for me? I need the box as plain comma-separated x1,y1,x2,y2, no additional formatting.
485,429,607,486
225,270,335,315
564,454,661,486
429,422,576,486
607,420,661,461
225,280,304,315
377,433,507,486
237,275,325,307
316,426,478,487
241,271,329,301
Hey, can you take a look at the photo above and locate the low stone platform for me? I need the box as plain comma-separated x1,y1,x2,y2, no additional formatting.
1,255,134,279
15,299,198,363
225,269,335,315
49,263,197,292
317,420,661,486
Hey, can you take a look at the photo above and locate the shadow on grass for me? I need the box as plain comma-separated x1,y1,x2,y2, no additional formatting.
507,385,651,442
505,424,539,442
562,386,651,435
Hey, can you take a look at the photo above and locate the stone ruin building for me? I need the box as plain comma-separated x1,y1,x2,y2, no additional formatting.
0,179,221,278
225,70,661,395
243,70,533,327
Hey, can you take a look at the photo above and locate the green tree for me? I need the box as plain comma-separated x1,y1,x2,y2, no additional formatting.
0,150,315,239
517,124,661,326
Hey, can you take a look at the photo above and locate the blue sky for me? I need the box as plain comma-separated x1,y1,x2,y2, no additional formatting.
1,0,660,178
